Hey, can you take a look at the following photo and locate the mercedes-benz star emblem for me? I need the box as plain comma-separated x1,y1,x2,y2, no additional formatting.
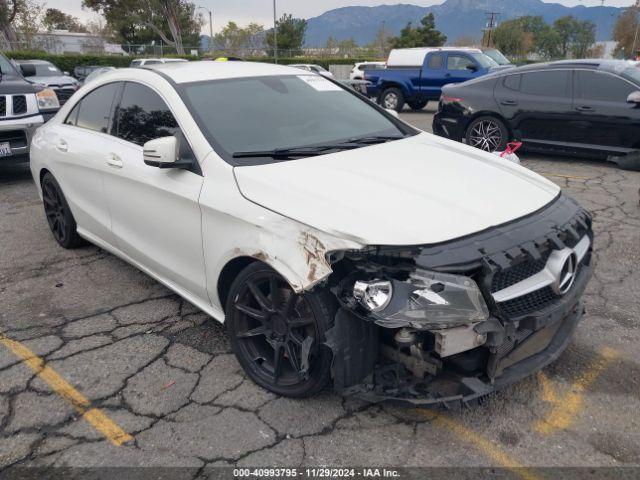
546,248,578,296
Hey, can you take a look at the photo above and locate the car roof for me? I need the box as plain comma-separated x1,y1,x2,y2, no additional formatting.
499,59,639,75
16,59,53,64
140,61,315,84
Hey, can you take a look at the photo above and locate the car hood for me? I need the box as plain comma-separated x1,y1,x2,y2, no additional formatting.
234,133,560,246
26,75,77,86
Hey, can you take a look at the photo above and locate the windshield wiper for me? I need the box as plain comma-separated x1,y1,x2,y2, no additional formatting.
346,135,405,145
232,143,362,159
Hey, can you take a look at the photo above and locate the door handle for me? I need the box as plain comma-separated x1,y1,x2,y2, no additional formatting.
56,139,68,152
575,105,595,112
500,100,518,106
106,154,123,169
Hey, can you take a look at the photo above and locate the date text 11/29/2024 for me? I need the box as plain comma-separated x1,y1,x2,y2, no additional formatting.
233,468,401,478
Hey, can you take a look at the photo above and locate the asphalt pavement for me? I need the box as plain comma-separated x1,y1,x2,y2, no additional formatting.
0,106,638,475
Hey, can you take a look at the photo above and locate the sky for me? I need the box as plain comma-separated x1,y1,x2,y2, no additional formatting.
49,0,637,35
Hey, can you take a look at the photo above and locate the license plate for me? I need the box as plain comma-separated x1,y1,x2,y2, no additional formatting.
0,142,11,157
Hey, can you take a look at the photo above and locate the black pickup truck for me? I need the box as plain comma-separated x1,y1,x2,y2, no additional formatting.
0,52,60,165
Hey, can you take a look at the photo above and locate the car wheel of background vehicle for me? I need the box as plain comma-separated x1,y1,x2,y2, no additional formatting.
408,100,428,111
41,172,85,249
465,116,509,153
380,87,405,112
225,263,336,397
615,153,640,171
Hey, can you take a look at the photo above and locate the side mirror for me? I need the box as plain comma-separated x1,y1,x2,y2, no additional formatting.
627,91,640,104
385,108,399,118
466,64,478,72
20,64,36,77
143,136,181,168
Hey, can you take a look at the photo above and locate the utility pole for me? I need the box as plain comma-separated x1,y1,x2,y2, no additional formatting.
484,12,500,48
381,20,386,57
273,0,278,63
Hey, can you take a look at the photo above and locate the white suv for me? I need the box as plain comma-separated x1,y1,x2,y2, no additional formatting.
350,61,385,80
30,62,593,405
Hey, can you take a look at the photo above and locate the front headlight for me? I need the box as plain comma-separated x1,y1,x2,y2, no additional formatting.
354,270,489,330
36,88,60,111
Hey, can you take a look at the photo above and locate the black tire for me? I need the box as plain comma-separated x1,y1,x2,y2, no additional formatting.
408,100,428,111
465,115,509,153
225,262,336,397
380,87,405,112
41,172,85,249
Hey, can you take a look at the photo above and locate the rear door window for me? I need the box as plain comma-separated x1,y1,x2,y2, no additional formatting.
574,70,636,102
520,70,570,97
74,83,120,133
427,53,444,70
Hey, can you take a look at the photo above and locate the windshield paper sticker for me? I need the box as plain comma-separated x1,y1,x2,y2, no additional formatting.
298,75,342,92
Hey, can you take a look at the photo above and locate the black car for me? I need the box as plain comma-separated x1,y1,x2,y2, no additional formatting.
433,59,640,170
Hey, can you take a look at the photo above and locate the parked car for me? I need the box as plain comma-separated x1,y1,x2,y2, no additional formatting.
130,58,188,68
0,53,59,166
433,59,640,170
365,47,509,111
30,61,593,405
482,48,513,66
289,64,334,78
74,65,114,84
15,59,79,105
83,66,116,84
350,61,385,80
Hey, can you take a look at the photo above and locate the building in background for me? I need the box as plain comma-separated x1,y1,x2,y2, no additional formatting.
29,30,126,55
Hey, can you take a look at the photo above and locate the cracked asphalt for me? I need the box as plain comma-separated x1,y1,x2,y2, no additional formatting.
0,107,639,474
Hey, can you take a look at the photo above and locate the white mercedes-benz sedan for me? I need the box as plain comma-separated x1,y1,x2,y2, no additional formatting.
30,62,593,404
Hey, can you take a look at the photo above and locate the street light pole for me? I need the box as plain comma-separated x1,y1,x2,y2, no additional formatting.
273,0,278,63
197,6,213,52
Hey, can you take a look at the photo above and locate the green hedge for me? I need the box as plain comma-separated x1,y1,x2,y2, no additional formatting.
3,51,381,74
4,51,197,72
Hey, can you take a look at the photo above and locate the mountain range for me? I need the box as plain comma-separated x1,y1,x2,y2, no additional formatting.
304,0,624,46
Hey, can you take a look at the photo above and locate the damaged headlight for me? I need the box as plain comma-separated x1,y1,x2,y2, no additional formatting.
354,270,489,330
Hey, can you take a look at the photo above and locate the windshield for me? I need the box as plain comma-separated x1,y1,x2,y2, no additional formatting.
470,53,499,68
32,63,63,76
0,54,19,75
483,49,511,66
621,66,640,85
181,75,412,165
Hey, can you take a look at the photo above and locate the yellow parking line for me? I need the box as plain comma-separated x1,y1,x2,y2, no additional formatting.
537,372,558,404
0,333,133,446
534,347,619,435
416,409,541,480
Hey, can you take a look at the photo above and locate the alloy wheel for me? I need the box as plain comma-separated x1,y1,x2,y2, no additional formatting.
468,119,503,152
383,92,399,110
232,271,318,387
42,179,69,245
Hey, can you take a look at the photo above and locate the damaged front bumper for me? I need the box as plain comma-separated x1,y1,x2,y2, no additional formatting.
323,194,593,407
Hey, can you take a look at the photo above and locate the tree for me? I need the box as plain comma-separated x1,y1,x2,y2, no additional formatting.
493,19,532,57
337,37,358,56
43,8,88,32
213,22,264,56
613,1,640,58
572,20,596,58
83,0,202,54
554,16,578,58
265,13,307,56
391,13,446,49
536,25,562,59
